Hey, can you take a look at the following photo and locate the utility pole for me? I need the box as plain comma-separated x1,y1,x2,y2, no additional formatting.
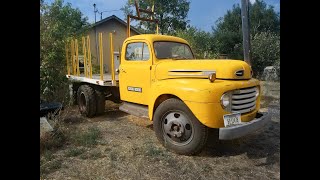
241,0,251,65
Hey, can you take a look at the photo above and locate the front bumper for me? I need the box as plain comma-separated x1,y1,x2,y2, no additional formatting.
219,112,270,140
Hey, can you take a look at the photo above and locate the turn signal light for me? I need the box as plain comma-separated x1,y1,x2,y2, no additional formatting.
208,73,216,83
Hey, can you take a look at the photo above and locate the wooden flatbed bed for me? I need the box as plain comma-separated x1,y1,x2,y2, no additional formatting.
66,73,119,86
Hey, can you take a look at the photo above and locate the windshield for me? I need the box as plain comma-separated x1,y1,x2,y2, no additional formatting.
154,41,194,60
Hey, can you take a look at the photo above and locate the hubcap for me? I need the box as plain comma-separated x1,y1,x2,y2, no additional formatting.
162,111,193,146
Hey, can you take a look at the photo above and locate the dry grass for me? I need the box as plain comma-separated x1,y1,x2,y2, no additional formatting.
70,126,101,147
40,97,280,180
65,147,86,157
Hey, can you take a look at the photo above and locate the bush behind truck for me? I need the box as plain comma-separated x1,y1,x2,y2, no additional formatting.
67,34,270,155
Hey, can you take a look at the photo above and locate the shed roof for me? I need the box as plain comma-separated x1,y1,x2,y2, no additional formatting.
90,15,141,34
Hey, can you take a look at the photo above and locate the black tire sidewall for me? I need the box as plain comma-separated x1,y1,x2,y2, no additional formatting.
153,98,208,155
95,89,105,115
77,85,96,117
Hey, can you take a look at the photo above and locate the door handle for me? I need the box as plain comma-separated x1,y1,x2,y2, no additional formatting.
120,68,126,73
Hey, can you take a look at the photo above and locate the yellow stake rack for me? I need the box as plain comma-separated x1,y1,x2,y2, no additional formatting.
75,39,79,76
99,33,104,81
82,37,87,77
110,33,115,85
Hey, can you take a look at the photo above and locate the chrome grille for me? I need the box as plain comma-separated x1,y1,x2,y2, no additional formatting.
232,86,257,114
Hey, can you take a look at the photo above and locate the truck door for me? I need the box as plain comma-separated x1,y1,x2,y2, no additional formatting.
119,41,152,105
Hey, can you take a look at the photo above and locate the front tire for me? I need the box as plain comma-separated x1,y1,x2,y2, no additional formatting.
153,98,208,155
77,85,97,117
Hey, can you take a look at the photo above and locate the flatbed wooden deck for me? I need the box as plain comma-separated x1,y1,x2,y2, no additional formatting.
66,73,119,86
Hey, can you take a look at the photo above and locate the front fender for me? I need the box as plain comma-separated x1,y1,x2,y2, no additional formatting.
148,78,260,128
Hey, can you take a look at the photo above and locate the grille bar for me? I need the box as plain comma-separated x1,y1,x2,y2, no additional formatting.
232,91,256,100
232,101,256,110
234,104,256,114
232,96,256,104
233,88,256,94
231,86,257,114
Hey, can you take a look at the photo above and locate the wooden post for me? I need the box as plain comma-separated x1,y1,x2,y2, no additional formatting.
87,36,92,78
75,39,80,76
71,40,76,75
99,33,104,81
127,15,131,38
110,33,115,85
65,44,70,75
82,37,87,77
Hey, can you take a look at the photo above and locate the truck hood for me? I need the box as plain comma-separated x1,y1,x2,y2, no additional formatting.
154,59,252,80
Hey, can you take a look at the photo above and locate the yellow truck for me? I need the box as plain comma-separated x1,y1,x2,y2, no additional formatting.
66,33,270,155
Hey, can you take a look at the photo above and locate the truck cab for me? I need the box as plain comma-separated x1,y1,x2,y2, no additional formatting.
118,34,270,155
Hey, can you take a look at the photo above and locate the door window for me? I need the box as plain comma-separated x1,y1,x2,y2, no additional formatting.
125,42,150,61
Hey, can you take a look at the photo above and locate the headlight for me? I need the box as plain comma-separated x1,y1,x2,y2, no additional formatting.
220,93,231,109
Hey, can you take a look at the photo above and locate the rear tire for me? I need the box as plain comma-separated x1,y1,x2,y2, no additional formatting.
153,98,208,155
77,85,97,117
95,89,105,115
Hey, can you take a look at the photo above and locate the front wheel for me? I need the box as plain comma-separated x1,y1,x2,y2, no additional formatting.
153,98,208,155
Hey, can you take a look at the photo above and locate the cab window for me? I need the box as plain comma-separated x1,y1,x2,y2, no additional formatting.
125,42,150,61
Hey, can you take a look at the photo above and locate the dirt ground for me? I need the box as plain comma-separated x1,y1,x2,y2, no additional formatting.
40,96,280,180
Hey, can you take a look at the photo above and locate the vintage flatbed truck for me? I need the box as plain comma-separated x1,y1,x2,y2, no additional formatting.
65,32,270,155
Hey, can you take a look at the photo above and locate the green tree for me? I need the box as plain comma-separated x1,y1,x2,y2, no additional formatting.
176,26,218,59
212,0,279,59
251,31,280,77
121,0,190,35
40,0,88,102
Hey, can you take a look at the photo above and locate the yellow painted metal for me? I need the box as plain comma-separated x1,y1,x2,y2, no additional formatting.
70,40,76,75
65,44,70,75
82,37,87,77
110,33,116,85
75,39,80,76
147,78,260,128
99,33,104,81
155,60,252,80
119,39,152,105
119,34,260,128
151,3,154,20
125,34,189,46
127,15,131,38
156,24,158,34
87,36,92,78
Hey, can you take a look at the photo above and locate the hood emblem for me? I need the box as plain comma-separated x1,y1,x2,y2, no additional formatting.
235,70,244,77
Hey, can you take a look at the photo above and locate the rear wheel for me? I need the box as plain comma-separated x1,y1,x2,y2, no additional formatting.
95,89,105,115
153,98,208,155
77,85,97,117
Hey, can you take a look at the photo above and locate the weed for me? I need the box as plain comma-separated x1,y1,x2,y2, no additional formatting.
65,147,86,157
43,150,54,161
71,127,101,147
144,142,164,157
40,159,62,176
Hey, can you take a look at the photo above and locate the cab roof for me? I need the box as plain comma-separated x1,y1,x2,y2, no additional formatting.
125,34,189,45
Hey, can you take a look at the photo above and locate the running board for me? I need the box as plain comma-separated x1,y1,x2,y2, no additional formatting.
119,102,149,119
